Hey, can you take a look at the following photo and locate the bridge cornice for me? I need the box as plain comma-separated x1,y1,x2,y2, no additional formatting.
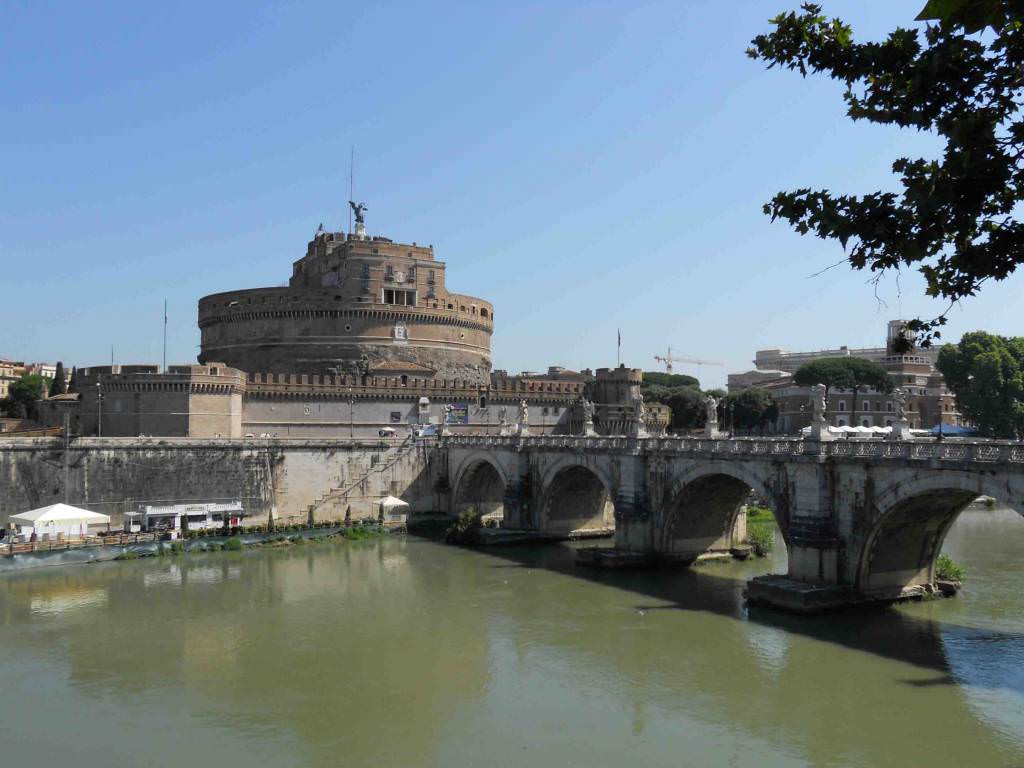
441,435,1024,468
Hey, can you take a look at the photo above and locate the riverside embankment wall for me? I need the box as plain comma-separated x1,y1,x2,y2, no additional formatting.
0,438,441,527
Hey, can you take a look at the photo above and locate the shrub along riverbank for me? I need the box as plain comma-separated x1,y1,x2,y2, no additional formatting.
113,524,388,561
745,505,775,557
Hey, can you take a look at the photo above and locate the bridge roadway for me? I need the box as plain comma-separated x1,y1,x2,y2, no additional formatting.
441,434,1024,612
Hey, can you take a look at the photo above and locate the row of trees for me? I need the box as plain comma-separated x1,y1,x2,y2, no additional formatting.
641,373,779,434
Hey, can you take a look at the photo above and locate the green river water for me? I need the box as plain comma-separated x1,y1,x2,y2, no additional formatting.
0,506,1022,768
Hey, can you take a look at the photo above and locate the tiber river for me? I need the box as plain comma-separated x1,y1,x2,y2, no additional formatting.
0,506,1023,768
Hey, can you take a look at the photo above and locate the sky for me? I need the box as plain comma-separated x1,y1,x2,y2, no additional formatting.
2,1,1021,389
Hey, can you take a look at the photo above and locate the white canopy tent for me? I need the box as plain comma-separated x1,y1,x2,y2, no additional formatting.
9,504,111,540
800,425,892,436
378,495,410,523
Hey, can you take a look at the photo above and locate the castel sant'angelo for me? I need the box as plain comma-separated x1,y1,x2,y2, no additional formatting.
55,203,666,439
198,204,494,384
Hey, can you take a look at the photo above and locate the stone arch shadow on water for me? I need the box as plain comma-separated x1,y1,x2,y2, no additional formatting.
857,473,1024,600
539,462,616,537
655,466,788,566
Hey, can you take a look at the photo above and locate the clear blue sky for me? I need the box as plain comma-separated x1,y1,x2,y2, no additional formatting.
3,1,1021,388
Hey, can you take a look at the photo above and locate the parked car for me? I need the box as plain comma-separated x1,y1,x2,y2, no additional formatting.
378,427,397,437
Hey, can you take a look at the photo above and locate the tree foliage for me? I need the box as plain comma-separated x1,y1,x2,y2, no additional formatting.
723,388,780,433
642,371,700,389
0,374,48,420
936,330,1024,437
665,387,707,430
68,366,78,394
748,2,1024,344
793,357,855,396
793,356,893,402
49,362,67,397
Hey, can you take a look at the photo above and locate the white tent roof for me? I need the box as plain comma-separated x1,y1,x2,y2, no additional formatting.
378,496,410,510
800,425,894,435
9,503,111,525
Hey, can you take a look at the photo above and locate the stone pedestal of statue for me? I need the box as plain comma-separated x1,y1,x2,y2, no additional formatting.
888,419,914,441
704,422,725,439
807,421,835,441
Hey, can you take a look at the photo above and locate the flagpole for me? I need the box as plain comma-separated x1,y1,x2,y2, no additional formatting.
163,299,168,373
617,329,621,367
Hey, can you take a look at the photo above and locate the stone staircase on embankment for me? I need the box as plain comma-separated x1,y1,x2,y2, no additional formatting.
300,438,432,524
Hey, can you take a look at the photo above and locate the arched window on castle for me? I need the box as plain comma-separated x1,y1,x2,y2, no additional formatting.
480,308,489,319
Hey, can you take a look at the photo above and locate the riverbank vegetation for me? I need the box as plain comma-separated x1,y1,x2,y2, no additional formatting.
936,554,966,583
745,505,775,557
111,524,389,563
445,510,483,545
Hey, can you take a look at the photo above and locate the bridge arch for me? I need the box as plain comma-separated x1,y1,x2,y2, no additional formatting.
658,462,781,561
857,471,1024,599
539,458,616,536
451,453,510,524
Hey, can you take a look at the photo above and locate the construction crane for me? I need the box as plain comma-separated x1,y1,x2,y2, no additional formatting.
654,347,724,375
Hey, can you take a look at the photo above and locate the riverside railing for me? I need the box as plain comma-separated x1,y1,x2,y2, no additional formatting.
2,532,160,557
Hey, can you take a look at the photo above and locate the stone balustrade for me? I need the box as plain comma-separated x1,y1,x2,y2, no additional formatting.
441,434,1024,463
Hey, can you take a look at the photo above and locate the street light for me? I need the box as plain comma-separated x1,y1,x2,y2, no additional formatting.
96,381,103,438
347,388,355,439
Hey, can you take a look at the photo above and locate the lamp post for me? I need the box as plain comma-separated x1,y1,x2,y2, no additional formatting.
728,401,735,438
96,381,103,438
347,389,355,439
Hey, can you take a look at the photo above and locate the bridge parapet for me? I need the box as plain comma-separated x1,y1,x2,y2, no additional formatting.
442,434,1024,465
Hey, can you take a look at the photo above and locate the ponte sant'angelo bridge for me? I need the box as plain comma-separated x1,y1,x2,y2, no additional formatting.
441,434,1024,611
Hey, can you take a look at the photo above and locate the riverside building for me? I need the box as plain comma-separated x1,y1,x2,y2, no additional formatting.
728,320,962,434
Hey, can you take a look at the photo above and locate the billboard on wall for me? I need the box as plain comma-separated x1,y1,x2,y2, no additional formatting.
448,404,469,425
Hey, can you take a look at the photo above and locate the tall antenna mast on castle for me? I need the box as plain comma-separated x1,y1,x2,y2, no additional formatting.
348,145,354,235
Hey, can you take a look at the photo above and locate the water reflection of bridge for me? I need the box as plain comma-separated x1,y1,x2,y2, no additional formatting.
444,435,1024,610
2,534,1022,766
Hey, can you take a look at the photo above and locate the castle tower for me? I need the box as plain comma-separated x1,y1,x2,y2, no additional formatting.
198,214,493,383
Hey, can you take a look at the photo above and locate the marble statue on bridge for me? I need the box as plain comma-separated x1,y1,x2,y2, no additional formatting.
703,394,722,439
517,399,530,437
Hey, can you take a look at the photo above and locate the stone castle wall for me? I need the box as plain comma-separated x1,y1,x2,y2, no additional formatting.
0,438,440,528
